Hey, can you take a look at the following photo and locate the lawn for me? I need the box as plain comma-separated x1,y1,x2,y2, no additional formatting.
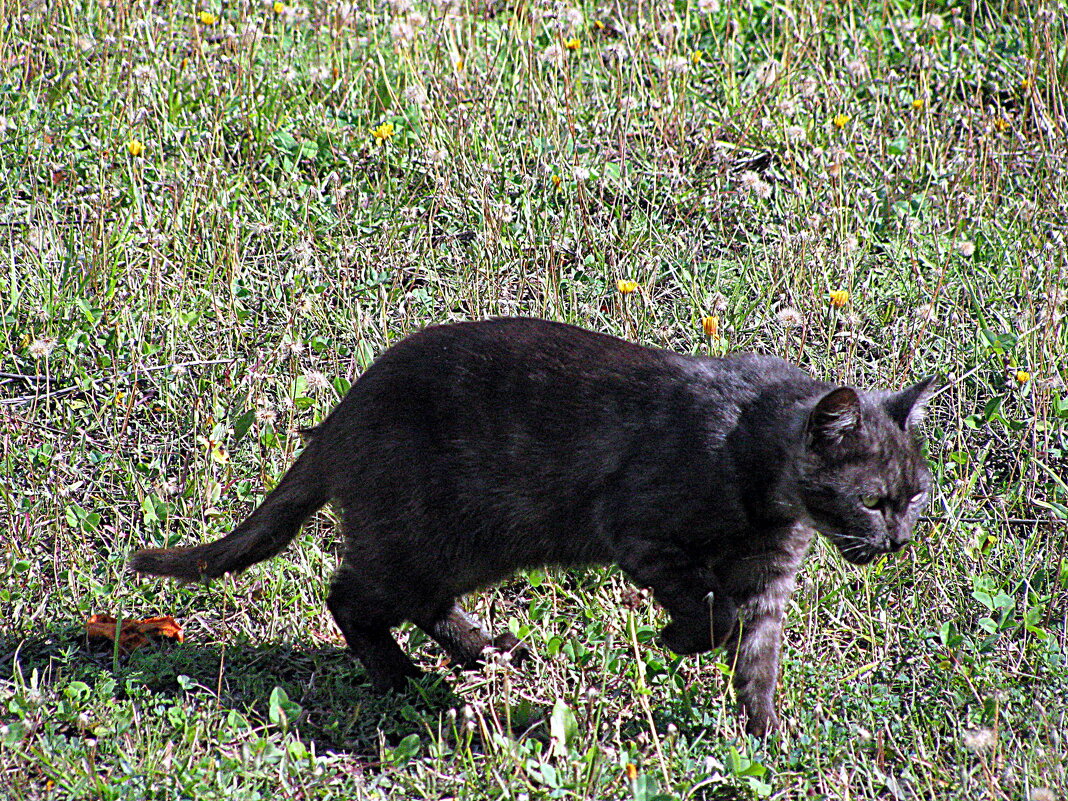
1,0,1066,798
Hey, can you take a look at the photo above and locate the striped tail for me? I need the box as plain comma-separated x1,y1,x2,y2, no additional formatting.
129,444,328,581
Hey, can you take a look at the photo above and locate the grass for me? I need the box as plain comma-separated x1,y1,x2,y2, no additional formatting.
2,0,1067,798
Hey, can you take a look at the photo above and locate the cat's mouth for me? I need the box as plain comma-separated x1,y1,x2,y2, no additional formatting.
818,529,889,566
836,544,882,566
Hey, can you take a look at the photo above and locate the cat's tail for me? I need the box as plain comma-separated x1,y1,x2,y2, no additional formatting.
129,440,329,582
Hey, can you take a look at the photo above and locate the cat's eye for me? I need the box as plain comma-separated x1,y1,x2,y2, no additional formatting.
860,493,882,509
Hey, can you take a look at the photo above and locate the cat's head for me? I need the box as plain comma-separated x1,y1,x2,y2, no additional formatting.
796,377,937,565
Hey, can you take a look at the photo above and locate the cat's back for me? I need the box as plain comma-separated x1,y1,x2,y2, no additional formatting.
353,317,678,404
381,317,665,373
328,318,822,429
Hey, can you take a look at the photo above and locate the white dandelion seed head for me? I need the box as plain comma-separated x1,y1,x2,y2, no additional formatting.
957,240,976,257
786,124,806,142
740,170,760,189
698,0,720,13
254,406,278,425
665,55,690,74
540,42,564,63
962,728,997,752
27,227,48,251
282,5,309,23
404,83,428,106
304,371,331,391
241,22,264,46
28,337,57,358
777,307,804,327
846,57,869,79
390,20,415,43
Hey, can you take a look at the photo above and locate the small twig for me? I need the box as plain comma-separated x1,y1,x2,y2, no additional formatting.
0,358,234,406
0,371,62,383
2,410,109,450
921,515,1065,527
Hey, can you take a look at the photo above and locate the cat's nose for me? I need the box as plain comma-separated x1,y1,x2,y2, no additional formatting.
887,534,911,552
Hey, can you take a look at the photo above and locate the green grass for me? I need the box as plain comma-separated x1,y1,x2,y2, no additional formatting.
2,0,1067,798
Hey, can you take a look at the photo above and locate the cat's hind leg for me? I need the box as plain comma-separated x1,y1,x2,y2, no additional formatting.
326,575,421,691
419,603,529,669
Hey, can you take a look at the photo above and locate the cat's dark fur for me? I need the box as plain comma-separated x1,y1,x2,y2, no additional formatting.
130,318,935,736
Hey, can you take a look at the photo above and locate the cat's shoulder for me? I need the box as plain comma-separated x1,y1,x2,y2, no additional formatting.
694,351,814,386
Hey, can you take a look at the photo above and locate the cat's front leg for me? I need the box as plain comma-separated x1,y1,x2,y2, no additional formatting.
730,593,785,736
616,542,736,655
720,531,810,736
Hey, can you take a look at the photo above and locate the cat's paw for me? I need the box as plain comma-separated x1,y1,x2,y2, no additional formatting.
368,663,423,693
490,632,531,667
742,703,779,738
659,620,713,655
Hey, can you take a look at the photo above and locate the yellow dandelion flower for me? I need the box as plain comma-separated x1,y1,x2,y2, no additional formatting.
702,315,720,339
273,1,285,13
127,139,144,156
829,289,850,308
911,97,924,110
1020,78,1031,91
993,116,1010,132
691,50,704,65
564,37,581,51
594,19,605,30
833,114,851,129
1015,370,1031,384
454,58,465,72
198,11,217,24
550,173,562,189
625,763,638,781
617,279,639,295
371,122,395,142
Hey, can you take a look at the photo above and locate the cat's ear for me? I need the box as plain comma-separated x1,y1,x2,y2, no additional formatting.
883,375,938,431
807,387,862,444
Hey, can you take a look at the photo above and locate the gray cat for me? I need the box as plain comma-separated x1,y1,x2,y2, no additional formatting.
131,318,935,736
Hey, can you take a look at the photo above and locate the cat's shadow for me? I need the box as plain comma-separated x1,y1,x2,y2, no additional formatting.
0,627,494,757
